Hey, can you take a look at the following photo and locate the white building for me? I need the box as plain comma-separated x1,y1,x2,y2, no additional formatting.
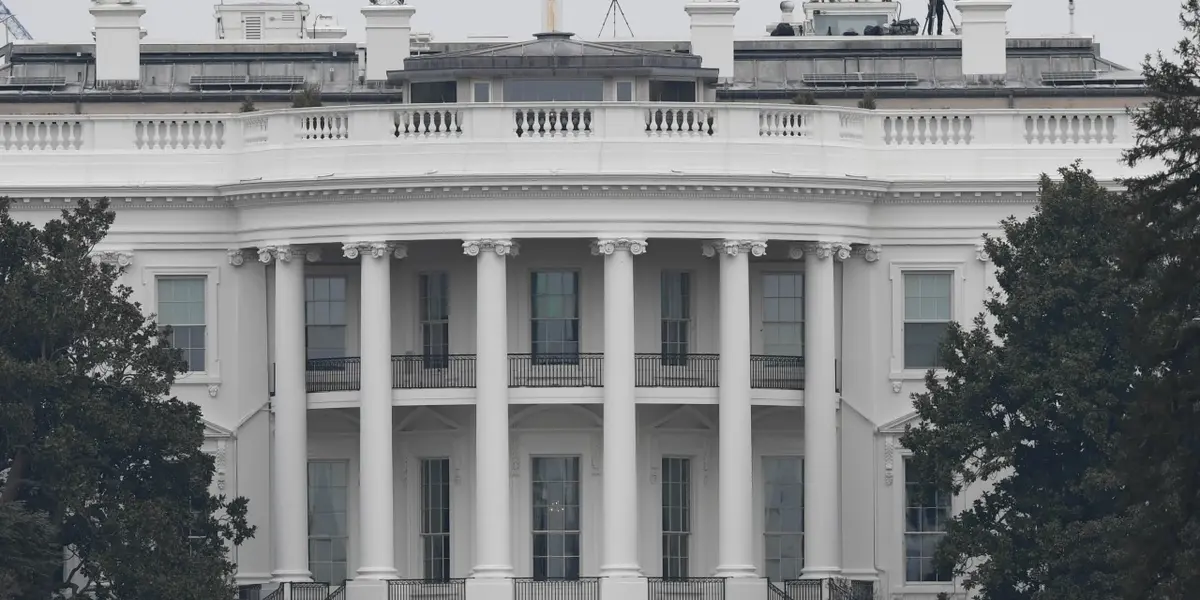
2,1,1151,600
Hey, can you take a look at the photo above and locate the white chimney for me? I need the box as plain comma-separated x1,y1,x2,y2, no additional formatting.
685,0,740,82
362,2,417,81
90,0,146,84
957,0,1012,81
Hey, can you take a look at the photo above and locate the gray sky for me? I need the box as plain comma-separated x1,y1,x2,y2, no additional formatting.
4,0,1186,69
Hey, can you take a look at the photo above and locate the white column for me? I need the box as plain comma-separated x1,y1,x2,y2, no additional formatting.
593,238,647,579
464,239,516,579
799,241,848,578
345,242,405,580
709,239,764,578
261,245,315,583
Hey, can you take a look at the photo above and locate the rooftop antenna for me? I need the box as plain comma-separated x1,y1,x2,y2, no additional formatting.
0,0,33,43
1068,0,1076,35
598,0,634,38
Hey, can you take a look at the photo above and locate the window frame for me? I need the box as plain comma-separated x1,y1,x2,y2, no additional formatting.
156,275,208,374
660,270,692,364
419,272,451,368
530,455,583,581
472,80,491,103
420,457,452,582
615,79,635,102
900,455,954,584
307,459,350,586
530,269,581,363
761,271,805,358
661,456,692,579
142,265,221,382
761,455,804,583
888,261,965,380
305,275,349,363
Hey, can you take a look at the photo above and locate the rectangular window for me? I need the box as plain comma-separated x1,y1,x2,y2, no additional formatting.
410,81,458,104
531,271,580,362
308,461,349,585
903,272,952,369
763,457,804,582
305,276,347,362
616,80,634,102
157,276,206,372
904,459,952,582
763,273,804,357
421,458,452,582
420,273,450,368
531,456,581,580
661,271,691,364
506,79,604,102
473,81,491,103
661,457,691,579
649,80,697,103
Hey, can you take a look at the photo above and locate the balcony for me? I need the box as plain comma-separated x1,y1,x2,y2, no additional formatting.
387,579,466,600
635,353,719,387
648,577,726,600
290,354,817,393
513,578,600,600
0,104,1143,191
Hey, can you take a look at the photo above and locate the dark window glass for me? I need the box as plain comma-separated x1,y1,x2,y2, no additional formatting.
420,273,450,368
904,458,952,582
506,79,604,102
421,458,452,581
531,457,581,580
661,271,691,364
616,81,634,101
661,457,691,578
411,81,458,104
763,456,804,581
473,82,490,103
649,80,696,103
531,271,580,362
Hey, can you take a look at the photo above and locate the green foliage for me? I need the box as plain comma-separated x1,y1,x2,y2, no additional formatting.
791,91,819,105
292,83,323,108
901,164,1139,600
239,97,257,113
0,198,254,600
857,91,877,110
1113,1,1200,597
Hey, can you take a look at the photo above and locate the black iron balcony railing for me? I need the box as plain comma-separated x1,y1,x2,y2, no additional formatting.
848,580,874,600
513,577,601,600
784,580,822,600
635,353,719,387
264,583,328,600
237,584,261,600
767,581,794,600
508,353,603,387
393,354,476,389
648,577,726,600
750,355,805,390
325,582,347,600
387,579,467,600
306,357,362,392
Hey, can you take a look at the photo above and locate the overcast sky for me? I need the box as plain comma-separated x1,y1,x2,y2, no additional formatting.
3,0,1187,69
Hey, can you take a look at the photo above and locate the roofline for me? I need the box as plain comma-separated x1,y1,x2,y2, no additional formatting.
719,86,1150,101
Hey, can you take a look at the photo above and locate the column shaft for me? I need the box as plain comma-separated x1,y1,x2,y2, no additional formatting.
471,241,513,577
270,248,311,582
599,240,643,577
803,246,840,576
715,241,757,577
355,245,398,579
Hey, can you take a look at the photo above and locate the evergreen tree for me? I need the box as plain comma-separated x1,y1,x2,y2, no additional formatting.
901,165,1139,600
0,198,254,600
1115,1,1200,597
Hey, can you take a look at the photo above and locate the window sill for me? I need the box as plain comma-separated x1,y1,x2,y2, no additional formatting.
889,368,948,382
174,372,222,386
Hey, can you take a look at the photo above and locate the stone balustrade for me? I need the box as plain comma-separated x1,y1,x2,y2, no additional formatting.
0,103,1146,191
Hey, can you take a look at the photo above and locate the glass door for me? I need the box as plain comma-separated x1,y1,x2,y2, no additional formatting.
531,456,581,580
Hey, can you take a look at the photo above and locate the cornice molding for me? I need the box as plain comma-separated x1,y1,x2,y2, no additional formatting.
462,239,518,257
89,249,134,267
342,241,408,260
591,238,648,256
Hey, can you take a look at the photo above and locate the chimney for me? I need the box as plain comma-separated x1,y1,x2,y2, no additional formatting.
956,0,1012,82
685,0,740,82
542,0,564,32
90,0,146,85
362,1,417,81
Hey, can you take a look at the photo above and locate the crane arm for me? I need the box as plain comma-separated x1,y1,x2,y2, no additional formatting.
0,0,33,41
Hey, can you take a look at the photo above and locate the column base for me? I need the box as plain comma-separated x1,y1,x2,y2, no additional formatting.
801,566,842,578
465,577,513,600
714,564,759,578
725,577,768,599
602,576,648,600
355,567,400,580
346,579,389,600
270,570,312,583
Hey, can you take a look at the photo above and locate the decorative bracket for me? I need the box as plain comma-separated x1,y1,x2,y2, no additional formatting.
701,239,767,258
89,250,135,267
591,238,647,256
463,239,519,257
883,436,895,486
342,241,407,260
791,241,852,261
257,245,320,264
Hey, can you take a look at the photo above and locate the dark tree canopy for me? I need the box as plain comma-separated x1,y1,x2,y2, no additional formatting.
1114,1,1200,597
901,166,1138,600
0,198,253,600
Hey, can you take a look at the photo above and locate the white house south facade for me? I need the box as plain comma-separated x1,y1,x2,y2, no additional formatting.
2,1,1153,600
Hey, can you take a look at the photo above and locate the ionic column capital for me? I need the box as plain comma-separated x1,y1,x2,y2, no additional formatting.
257,245,320,265
89,249,134,267
342,241,408,260
788,241,852,261
227,249,253,266
702,239,767,258
976,241,991,263
463,238,519,257
854,244,883,263
591,238,648,256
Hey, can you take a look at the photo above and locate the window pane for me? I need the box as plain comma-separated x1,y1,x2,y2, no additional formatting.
308,460,349,585
421,458,452,580
903,458,952,582
507,79,604,102
661,457,691,578
763,457,804,581
531,271,580,360
531,457,581,580
904,322,948,369
616,81,633,101
762,273,804,357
